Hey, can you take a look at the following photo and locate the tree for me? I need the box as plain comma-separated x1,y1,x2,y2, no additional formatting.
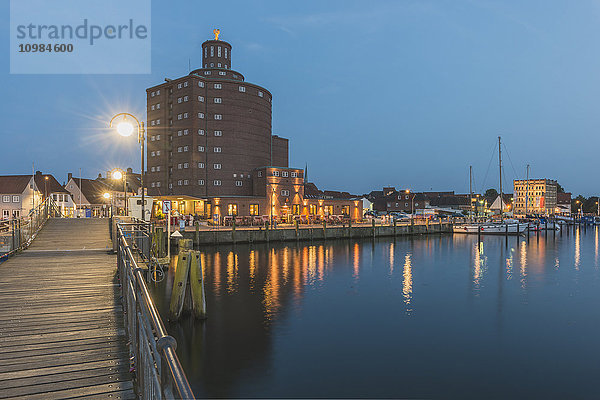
484,188,498,199
557,184,565,193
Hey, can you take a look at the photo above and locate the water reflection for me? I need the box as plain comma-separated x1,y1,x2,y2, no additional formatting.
402,253,413,314
150,230,600,399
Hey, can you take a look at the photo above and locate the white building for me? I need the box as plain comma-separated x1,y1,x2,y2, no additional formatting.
0,175,42,219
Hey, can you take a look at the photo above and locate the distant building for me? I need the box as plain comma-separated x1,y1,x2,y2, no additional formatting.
34,171,76,217
0,175,42,219
513,179,558,215
65,176,111,217
370,187,429,213
94,168,141,215
556,192,572,216
489,194,513,214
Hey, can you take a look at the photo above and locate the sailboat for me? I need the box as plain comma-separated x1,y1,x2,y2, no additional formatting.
453,137,528,235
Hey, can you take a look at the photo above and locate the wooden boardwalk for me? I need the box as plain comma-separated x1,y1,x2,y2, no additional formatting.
0,218,135,399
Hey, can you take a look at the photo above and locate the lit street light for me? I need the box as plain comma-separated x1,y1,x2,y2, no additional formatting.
111,168,127,216
110,113,145,221
103,192,112,218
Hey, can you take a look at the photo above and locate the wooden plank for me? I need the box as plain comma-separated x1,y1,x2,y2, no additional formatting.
0,219,134,399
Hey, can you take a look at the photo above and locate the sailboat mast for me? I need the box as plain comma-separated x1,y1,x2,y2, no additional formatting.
498,136,503,221
525,164,530,216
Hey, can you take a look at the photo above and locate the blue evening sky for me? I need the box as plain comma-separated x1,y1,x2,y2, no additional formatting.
1,0,599,196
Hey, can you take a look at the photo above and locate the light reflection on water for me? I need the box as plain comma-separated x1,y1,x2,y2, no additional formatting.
150,227,600,399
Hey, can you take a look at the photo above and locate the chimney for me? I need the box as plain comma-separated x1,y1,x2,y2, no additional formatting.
68,172,72,182
35,170,42,176
127,167,133,174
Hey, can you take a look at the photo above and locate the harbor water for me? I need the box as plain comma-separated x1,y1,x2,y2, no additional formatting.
150,226,600,399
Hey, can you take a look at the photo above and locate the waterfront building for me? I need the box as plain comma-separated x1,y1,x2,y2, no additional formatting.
65,176,112,217
95,169,141,215
34,171,76,217
145,31,361,221
0,175,42,219
556,192,572,216
513,179,558,215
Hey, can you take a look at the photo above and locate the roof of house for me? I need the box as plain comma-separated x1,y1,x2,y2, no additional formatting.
429,195,471,207
304,182,359,200
34,172,70,194
0,175,33,194
557,192,572,204
74,178,111,205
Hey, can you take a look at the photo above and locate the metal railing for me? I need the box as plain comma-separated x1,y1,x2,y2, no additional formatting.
0,197,60,261
117,222,195,400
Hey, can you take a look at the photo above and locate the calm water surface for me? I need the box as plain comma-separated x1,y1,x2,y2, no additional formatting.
150,227,600,399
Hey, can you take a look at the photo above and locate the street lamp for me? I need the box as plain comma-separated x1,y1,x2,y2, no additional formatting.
111,168,127,216
44,176,49,199
110,113,145,221
405,189,416,217
103,192,112,218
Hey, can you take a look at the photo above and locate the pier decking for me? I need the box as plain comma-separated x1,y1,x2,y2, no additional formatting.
0,218,135,399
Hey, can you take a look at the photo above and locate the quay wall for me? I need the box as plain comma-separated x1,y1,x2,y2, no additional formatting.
167,222,453,246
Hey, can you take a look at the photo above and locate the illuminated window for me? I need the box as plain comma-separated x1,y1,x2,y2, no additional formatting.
249,204,260,215
309,204,316,215
227,203,238,216
273,171,280,177
292,205,300,215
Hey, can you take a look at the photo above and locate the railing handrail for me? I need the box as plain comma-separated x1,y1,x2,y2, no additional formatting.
117,223,195,400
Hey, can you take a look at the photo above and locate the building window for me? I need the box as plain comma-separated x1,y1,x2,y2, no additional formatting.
214,163,221,169
228,204,238,216
177,114,182,120
249,204,259,215
213,180,221,186
178,180,182,186
204,71,211,75
183,129,189,135
183,95,188,101
210,46,214,56
183,112,188,118
156,166,161,171
178,163,182,169
184,81,188,87
214,130,222,136
198,81,204,88
151,91,155,97
309,204,316,215
177,130,182,136
214,147,221,153
177,83,182,89
258,91,264,97
291,172,297,177
236,181,242,186
151,182,155,187
151,135,155,141
198,96,204,102
217,46,221,57
156,151,161,156
151,105,155,110
151,166,156,172
198,179,205,185
156,103,160,109
3,195,10,203
293,204,301,215
157,134,161,140
184,162,189,168
177,97,182,103
198,162,205,168
214,83,222,89
214,98,222,104
184,179,189,185
239,86,246,92
198,129,205,135
198,146,205,152
281,190,290,197
258,171,262,177
198,113,205,119
273,171,280,177
219,71,226,76
214,114,222,120
151,151,156,157
177,147,182,152
282,171,288,177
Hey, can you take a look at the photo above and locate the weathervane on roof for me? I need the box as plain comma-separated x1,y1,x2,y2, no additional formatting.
213,28,220,41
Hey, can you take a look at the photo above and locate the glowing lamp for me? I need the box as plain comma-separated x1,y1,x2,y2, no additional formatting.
103,192,110,199
117,121,134,137
112,170,123,180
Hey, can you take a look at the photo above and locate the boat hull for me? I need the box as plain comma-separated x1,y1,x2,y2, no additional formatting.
453,223,528,235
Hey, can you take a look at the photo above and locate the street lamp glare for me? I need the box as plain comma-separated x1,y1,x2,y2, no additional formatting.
116,121,134,137
112,170,123,180
103,192,110,199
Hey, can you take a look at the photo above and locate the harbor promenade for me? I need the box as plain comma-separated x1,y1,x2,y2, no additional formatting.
0,218,135,399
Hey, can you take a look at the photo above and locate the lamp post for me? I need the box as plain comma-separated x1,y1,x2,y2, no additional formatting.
44,176,48,200
103,192,112,218
405,189,416,218
111,169,127,216
110,113,145,221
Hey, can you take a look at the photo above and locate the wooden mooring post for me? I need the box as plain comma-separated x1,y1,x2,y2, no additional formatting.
169,239,207,321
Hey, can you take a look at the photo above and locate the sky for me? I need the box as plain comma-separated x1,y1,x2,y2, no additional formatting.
2,0,600,196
